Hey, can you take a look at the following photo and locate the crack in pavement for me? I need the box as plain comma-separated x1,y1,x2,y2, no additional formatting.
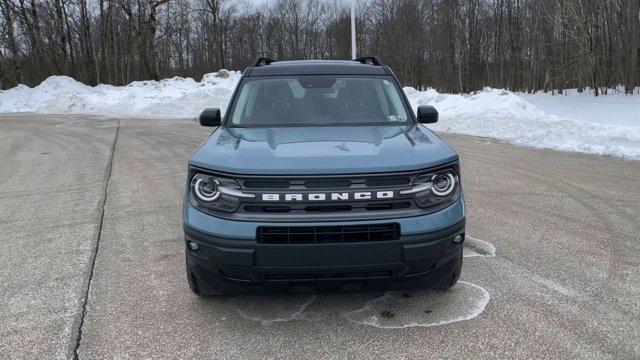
72,119,120,360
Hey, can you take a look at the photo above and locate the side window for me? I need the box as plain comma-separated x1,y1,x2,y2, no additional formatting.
372,82,390,116
381,80,407,122
231,81,259,124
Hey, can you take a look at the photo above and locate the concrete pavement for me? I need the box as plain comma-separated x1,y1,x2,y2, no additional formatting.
0,115,638,359
0,115,117,359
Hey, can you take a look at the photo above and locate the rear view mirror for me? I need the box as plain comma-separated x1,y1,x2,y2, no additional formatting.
417,105,438,124
199,108,221,127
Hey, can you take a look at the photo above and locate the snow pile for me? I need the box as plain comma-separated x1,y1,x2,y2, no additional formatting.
0,71,241,118
405,86,640,159
1,74,639,159
518,89,640,128
405,87,549,121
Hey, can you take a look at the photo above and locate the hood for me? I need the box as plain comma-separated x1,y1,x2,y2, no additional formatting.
189,125,458,175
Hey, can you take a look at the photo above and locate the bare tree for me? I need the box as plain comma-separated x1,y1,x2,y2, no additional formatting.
0,0,23,85
0,0,638,93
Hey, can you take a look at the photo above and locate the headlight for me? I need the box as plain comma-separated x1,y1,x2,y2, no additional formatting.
190,173,252,213
431,172,456,196
193,177,220,201
402,169,459,208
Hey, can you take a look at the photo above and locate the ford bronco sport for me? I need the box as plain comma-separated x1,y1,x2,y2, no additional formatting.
184,57,465,295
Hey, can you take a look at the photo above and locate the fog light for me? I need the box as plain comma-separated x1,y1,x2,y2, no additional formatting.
189,242,199,251
453,235,463,244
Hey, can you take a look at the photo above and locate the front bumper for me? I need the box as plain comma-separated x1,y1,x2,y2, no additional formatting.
183,199,465,295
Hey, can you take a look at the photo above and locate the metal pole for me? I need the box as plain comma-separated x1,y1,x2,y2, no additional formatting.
351,0,357,59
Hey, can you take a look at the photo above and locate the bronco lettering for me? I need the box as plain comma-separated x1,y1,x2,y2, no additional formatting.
261,191,396,201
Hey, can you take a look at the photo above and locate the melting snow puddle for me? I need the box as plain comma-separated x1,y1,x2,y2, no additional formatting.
230,283,490,328
344,282,490,328
230,236,495,327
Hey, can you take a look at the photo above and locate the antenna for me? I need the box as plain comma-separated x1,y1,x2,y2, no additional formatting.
351,0,357,59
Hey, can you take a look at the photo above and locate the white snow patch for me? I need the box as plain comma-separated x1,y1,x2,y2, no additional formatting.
2,75,639,159
230,294,317,325
405,86,640,160
0,71,241,119
343,281,490,329
463,236,496,258
526,272,580,299
518,88,640,128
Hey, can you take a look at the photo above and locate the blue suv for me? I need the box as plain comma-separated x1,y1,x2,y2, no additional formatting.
183,57,465,295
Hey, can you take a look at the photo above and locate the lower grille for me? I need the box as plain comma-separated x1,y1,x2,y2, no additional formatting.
244,202,411,214
257,223,400,244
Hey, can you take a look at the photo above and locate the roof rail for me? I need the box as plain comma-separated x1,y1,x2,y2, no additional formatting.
353,56,383,66
251,56,276,67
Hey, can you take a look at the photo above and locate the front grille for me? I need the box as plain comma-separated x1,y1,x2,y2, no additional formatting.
190,167,457,222
231,171,425,221
257,223,400,244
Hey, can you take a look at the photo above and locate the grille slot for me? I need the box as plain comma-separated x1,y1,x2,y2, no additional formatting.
304,179,352,188
305,205,352,212
257,223,400,244
243,180,291,189
365,177,411,187
264,270,393,281
244,205,291,213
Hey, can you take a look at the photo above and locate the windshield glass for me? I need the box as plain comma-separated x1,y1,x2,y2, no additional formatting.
229,75,412,127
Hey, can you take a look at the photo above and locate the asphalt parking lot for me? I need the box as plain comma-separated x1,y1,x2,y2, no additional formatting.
1,114,639,359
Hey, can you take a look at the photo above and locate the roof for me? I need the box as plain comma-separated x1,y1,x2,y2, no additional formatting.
246,60,389,77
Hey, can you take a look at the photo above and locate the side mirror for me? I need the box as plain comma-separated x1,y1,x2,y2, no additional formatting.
199,108,221,127
417,105,438,124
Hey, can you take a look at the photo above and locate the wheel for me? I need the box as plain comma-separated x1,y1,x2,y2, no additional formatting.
439,250,463,290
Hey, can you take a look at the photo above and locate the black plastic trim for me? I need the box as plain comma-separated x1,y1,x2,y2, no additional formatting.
185,218,465,247
353,56,383,66
184,219,465,294
251,56,276,67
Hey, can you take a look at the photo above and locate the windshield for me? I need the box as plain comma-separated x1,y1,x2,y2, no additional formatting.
228,75,412,127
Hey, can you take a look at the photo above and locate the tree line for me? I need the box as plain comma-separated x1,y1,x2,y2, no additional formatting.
1,0,639,95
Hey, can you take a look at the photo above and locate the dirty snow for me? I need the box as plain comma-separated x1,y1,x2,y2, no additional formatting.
1,73,639,159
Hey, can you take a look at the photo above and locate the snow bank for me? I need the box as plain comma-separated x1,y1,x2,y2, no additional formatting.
1,74,639,159
0,71,241,119
518,89,640,128
404,86,640,160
